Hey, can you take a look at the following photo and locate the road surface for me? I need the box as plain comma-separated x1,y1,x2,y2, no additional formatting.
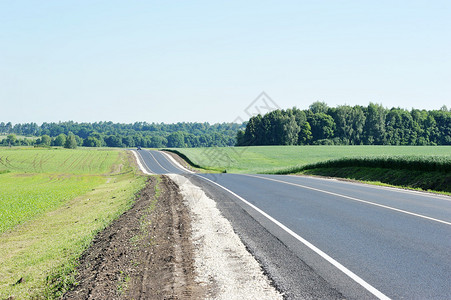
133,149,451,299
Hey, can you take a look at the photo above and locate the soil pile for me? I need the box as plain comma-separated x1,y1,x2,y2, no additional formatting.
63,176,204,299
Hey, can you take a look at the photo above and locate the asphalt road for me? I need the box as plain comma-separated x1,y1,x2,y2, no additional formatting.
134,149,451,299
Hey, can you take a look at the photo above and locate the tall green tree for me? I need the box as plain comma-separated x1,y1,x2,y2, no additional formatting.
39,135,51,146
265,110,285,145
309,101,329,114
308,113,336,141
105,135,124,147
298,122,312,145
167,132,185,148
432,109,451,145
6,134,16,146
333,105,354,144
242,115,262,146
349,106,366,144
281,115,300,145
83,136,102,147
53,133,67,146
364,103,386,145
385,108,415,145
64,134,78,149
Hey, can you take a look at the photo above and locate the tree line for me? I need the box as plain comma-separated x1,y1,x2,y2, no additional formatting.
0,121,244,148
2,103,450,148
236,102,451,146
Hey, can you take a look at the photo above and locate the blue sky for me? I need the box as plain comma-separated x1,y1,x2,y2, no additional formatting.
1,1,450,124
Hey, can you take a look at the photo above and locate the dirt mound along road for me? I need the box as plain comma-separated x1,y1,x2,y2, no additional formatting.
63,176,205,299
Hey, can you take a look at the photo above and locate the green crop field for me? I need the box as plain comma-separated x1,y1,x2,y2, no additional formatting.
169,145,451,174
0,148,117,174
0,148,147,299
0,148,120,233
0,174,105,233
169,145,451,193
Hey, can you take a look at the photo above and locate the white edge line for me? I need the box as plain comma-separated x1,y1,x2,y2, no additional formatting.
131,150,153,175
287,174,451,202
195,174,391,300
160,151,195,174
246,174,451,226
147,150,172,173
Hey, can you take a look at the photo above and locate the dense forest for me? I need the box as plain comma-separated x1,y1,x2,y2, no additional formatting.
0,121,244,148
237,102,451,146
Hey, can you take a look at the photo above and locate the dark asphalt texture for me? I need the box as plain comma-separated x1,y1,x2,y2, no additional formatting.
134,149,451,300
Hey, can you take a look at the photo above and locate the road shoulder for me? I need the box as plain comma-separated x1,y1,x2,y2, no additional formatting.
63,176,205,299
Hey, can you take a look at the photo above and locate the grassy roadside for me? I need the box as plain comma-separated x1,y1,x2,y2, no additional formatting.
266,156,451,193
300,167,451,194
162,149,219,173
168,146,451,193
0,149,147,299
168,146,451,174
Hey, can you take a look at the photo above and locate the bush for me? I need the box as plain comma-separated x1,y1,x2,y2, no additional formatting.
271,155,451,174
64,135,77,149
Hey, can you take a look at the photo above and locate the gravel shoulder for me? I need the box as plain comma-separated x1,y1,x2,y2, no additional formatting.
169,174,283,300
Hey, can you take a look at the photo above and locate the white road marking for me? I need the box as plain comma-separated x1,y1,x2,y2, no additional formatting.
287,174,451,202
147,150,172,173
196,174,391,300
160,151,195,174
131,150,153,175
169,174,283,299
245,174,451,226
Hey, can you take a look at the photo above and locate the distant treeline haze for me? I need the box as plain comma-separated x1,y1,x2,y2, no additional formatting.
237,102,451,146
1,102,450,147
0,122,243,148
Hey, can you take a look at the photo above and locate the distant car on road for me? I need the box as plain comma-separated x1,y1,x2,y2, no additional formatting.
137,146,142,150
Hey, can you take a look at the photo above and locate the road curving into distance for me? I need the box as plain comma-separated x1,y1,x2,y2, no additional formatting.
133,149,451,299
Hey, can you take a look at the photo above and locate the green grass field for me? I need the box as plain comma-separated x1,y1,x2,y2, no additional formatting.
168,145,451,193
0,148,117,174
169,145,451,174
0,174,106,233
0,148,120,233
0,148,147,299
